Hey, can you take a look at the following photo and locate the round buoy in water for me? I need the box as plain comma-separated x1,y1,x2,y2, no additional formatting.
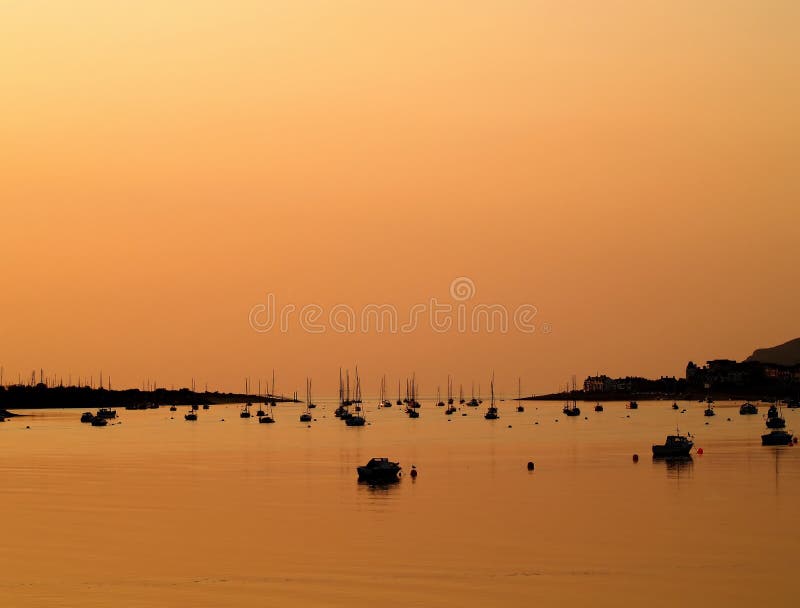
534,421,539,425
410,467,418,479
697,447,704,455
632,454,639,463
527,461,535,471
508,424,512,428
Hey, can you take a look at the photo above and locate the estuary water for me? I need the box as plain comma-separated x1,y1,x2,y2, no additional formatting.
0,400,797,607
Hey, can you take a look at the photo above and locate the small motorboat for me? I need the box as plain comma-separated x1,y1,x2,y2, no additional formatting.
90,416,108,427
96,408,117,419
767,405,779,419
704,406,715,417
299,412,312,422
739,402,758,415
185,411,197,421
671,402,679,410
761,430,794,446
594,403,604,412
357,458,401,482
652,433,694,457
406,408,419,418
258,415,275,424
627,401,639,410
202,404,210,410
80,412,95,423
169,405,177,412
445,404,457,415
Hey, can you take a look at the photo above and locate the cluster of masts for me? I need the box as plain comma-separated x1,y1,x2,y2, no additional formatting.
180,371,521,425
1,367,119,391
328,371,523,422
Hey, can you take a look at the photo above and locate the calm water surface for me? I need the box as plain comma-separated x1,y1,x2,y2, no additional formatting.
1,400,797,607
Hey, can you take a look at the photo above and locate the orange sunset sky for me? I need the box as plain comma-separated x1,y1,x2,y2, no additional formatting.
1,2,798,396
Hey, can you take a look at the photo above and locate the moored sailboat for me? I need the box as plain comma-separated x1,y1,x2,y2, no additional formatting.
300,378,313,422
484,374,499,420
345,370,366,426
378,375,392,408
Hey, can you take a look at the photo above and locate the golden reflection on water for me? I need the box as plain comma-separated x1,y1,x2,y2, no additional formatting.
1,401,797,606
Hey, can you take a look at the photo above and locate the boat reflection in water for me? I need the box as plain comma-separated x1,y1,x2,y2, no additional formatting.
357,477,402,493
654,455,694,479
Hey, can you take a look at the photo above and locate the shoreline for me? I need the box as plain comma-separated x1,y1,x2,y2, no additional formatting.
0,385,300,411
521,391,789,402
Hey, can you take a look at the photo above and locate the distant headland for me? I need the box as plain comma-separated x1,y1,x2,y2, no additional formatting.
0,384,299,411
529,338,800,402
